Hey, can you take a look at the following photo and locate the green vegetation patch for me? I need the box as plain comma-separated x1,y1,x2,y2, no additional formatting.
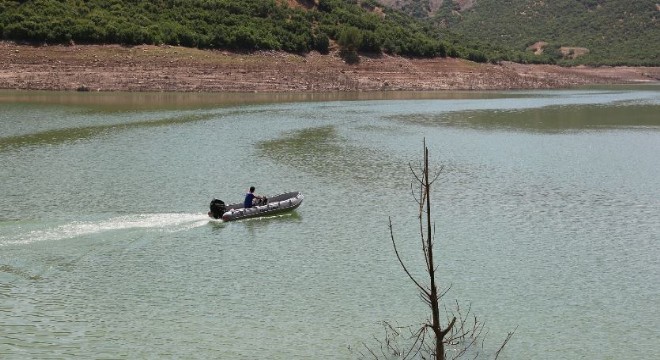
0,0,463,58
432,0,660,66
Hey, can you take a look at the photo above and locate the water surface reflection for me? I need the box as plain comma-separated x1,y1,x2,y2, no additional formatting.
392,103,660,132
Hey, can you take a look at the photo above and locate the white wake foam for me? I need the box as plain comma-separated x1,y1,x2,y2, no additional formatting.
0,213,210,246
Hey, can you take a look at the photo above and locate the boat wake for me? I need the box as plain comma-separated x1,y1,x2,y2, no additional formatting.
0,213,211,246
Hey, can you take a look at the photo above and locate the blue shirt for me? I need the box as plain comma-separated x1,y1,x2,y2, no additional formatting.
244,192,255,208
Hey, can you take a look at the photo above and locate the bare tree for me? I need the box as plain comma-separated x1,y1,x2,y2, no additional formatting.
357,141,514,360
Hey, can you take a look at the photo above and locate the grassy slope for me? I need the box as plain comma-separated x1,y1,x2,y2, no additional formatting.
381,0,660,66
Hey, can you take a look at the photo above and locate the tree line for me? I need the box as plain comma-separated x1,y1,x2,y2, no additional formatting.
0,0,436,56
0,0,549,64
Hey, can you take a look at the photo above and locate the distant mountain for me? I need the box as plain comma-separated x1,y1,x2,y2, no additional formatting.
378,0,660,65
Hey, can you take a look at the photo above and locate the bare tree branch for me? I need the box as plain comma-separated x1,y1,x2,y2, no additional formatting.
360,140,515,360
494,327,517,360
389,217,429,297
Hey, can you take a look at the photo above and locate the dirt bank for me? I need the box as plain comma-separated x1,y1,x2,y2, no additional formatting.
1,42,658,92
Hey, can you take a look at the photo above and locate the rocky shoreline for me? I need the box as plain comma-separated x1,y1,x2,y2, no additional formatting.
1,42,658,93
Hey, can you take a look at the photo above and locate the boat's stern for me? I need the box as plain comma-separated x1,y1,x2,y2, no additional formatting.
208,199,226,219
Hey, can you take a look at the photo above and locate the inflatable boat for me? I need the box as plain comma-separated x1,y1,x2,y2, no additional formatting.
208,191,303,222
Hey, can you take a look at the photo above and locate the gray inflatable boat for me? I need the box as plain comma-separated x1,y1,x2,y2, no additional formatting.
209,191,303,222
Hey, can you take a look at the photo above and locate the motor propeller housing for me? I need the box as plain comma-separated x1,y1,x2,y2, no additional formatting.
208,199,226,219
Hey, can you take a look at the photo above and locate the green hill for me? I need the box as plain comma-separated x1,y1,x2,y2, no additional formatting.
0,0,541,64
4,0,652,65
0,1,438,56
378,0,660,66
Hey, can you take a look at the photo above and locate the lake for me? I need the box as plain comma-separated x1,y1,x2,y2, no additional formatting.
1,87,659,359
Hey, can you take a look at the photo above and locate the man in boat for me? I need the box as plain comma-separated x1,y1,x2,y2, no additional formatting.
244,186,264,208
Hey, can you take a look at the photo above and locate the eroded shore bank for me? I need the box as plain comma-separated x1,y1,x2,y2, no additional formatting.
1,42,658,92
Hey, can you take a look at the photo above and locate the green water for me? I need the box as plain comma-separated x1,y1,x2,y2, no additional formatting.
1,87,659,359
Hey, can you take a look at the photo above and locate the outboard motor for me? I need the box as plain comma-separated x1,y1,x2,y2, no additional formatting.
209,199,226,219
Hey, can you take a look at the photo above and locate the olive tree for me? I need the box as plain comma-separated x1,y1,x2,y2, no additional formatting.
337,26,362,63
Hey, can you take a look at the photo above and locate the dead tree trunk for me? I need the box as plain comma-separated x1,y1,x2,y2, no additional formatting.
425,145,445,360
390,141,455,360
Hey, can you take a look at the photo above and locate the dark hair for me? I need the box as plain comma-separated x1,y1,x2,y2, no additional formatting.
249,186,255,192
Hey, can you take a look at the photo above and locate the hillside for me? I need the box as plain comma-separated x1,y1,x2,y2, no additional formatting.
0,0,657,93
378,0,660,66
0,0,464,58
